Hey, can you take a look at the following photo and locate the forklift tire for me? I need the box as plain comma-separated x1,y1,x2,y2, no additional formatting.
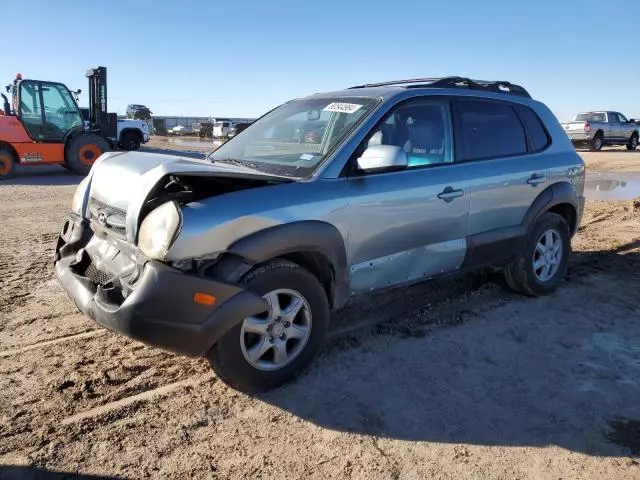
0,148,16,180
65,134,110,176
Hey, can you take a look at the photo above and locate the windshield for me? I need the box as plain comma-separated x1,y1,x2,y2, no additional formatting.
208,96,379,177
574,112,606,122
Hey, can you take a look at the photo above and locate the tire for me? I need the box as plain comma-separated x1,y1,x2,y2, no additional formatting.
65,134,110,175
0,148,16,180
118,131,141,151
589,133,604,151
207,260,330,393
626,133,638,151
503,212,571,297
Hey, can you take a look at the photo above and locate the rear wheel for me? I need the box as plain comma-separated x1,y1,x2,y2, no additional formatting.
590,133,604,151
504,212,571,297
118,131,141,151
207,260,330,393
65,134,110,175
0,148,16,180
626,133,638,151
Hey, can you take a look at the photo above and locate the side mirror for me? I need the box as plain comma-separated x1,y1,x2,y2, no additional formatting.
629,118,636,123
357,145,407,173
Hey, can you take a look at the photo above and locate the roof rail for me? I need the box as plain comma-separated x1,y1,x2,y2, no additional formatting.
347,76,532,98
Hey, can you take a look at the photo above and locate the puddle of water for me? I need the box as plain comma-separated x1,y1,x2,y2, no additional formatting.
584,172,640,201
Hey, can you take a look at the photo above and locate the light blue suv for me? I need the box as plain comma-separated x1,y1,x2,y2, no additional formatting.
54,77,585,392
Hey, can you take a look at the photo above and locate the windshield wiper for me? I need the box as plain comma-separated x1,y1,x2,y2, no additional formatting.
211,158,258,169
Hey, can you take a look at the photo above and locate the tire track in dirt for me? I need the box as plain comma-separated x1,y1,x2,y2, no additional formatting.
60,377,209,425
0,330,106,358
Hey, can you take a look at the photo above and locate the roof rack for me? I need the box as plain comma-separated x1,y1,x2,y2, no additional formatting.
347,76,531,99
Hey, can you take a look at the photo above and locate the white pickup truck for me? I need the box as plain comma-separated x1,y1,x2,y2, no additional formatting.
79,108,150,151
561,111,639,151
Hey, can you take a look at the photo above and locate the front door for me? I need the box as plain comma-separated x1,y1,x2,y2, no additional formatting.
18,80,83,142
346,98,471,295
608,112,622,140
615,112,633,140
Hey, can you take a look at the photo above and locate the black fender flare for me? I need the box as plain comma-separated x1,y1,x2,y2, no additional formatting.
522,181,580,234
227,220,350,309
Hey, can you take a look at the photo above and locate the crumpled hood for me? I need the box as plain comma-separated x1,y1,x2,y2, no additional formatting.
87,151,284,242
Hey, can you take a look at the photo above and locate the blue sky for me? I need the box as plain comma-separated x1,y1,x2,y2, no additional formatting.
4,0,639,121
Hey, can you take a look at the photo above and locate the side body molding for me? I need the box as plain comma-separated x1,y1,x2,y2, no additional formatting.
463,181,581,271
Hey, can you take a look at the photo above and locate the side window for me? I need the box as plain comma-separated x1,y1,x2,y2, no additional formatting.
618,113,628,123
608,113,619,123
515,105,550,151
18,81,44,139
456,100,527,161
365,100,453,168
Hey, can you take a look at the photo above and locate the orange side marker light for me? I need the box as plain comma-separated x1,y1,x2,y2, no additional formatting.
194,292,216,306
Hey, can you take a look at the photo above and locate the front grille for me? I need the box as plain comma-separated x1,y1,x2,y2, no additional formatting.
84,262,112,286
88,197,127,238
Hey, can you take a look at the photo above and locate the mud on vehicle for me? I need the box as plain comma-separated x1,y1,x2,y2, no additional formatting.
54,77,586,393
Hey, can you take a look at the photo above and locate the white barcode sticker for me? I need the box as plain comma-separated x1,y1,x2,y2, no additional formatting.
322,102,363,114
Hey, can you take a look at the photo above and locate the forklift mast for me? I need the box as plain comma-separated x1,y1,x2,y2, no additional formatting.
86,66,118,139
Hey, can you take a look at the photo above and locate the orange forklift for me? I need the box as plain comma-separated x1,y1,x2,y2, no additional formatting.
0,67,116,179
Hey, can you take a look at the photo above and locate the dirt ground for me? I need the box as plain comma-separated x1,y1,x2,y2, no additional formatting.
0,146,639,480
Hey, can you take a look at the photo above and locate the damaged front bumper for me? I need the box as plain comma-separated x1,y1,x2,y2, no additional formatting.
53,213,267,357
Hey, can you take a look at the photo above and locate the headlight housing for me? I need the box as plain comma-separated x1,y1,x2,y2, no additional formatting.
138,201,182,260
71,176,90,215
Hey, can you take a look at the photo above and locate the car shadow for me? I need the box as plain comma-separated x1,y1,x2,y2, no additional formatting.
257,240,640,458
0,465,127,479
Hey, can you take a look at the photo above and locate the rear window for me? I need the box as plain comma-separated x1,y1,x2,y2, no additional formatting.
574,112,605,122
515,105,550,151
456,100,528,161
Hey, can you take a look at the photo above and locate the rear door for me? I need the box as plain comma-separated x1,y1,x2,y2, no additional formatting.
451,98,552,269
346,98,471,294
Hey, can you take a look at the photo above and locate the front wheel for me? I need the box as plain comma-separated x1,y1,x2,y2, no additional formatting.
626,133,638,151
65,134,110,175
207,260,330,393
504,212,571,297
118,131,142,151
0,148,16,180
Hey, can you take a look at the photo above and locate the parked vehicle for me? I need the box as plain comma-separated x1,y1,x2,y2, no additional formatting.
126,104,149,118
194,122,213,138
79,108,150,151
561,111,639,151
227,122,251,138
212,120,232,138
0,67,115,179
54,76,585,393
169,125,192,135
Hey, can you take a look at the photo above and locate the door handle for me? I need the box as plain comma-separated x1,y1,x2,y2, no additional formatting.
437,187,465,202
526,174,546,186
